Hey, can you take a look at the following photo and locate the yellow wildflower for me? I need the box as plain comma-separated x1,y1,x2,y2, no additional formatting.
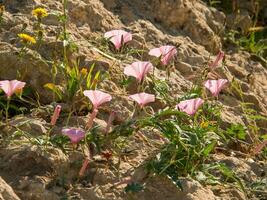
200,121,209,129
80,68,88,77
32,7,48,19
0,5,5,14
18,33,36,44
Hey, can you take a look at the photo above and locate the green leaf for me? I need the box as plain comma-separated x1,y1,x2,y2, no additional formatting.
203,140,216,157
43,83,63,100
86,63,95,89
125,183,144,193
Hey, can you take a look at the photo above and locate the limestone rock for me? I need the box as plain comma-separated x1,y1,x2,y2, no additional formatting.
0,43,53,103
0,177,20,200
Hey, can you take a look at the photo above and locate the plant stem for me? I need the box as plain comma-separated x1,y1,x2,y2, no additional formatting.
62,0,68,65
5,98,10,124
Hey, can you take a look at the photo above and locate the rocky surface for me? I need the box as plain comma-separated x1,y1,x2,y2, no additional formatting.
0,0,267,200
0,177,20,200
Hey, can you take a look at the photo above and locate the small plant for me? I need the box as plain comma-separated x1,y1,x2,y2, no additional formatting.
32,7,48,44
226,123,247,141
141,108,217,183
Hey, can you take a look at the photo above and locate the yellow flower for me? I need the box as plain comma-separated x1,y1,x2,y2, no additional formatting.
200,121,209,129
80,68,88,77
0,5,5,14
32,8,48,19
18,33,36,44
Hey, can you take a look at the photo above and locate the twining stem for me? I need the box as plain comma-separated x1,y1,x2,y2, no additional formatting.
105,111,115,134
5,98,10,124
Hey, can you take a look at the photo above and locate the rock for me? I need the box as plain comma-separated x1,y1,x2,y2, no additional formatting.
5,116,48,137
214,188,247,200
150,0,224,53
16,176,60,200
0,145,68,177
0,177,20,200
131,176,216,200
0,43,53,103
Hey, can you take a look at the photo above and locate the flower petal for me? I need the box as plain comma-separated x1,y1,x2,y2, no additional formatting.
83,90,112,109
124,61,153,82
129,92,155,107
176,98,204,115
204,79,228,96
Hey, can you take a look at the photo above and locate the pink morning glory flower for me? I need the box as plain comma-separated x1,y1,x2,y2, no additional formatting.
176,98,204,116
51,105,62,125
62,128,85,144
104,30,132,50
149,45,177,65
209,50,224,69
129,92,155,107
204,79,228,96
83,90,112,109
124,61,153,82
0,80,26,98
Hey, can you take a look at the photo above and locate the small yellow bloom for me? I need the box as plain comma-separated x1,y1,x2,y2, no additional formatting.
0,5,5,14
80,68,88,76
32,7,48,19
200,121,209,129
18,33,36,44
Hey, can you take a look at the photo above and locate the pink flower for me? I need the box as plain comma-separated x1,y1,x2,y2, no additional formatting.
209,50,224,69
104,30,132,50
176,98,204,116
62,128,85,144
51,105,62,125
129,92,155,107
0,80,26,98
149,45,177,65
204,79,228,96
124,61,153,82
83,90,112,109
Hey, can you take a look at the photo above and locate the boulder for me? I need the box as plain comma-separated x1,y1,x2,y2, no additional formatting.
0,177,20,200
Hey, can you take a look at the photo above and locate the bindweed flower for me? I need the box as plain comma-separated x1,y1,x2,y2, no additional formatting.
149,45,177,65
124,61,153,82
209,50,224,69
18,33,36,45
204,79,228,96
32,7,48,19
0,80,26,98
83,90,112,109
176,98,204,116
51,105,62,125
104,29,132,50
62,128,85,144
129,92,155,108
